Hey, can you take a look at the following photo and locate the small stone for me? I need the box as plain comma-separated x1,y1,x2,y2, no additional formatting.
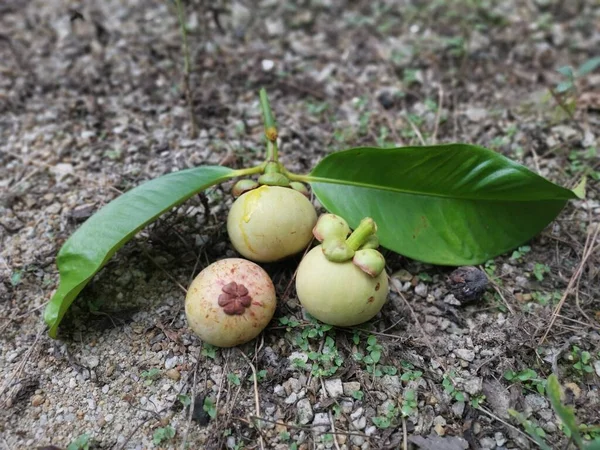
434,423,445,436
455,349,475,362
323,378,343,398
351,435,365,446
463,378,483,395
379,375,402,397
105,413,114,423
342,382,361,396
352,416,366,430
452,401,465,417
312,412,330,432
86,356,100,369
525,394,549,412
296,398,313,425
414,282,428,298
285,393,298,404
105,365,115,377
465,107,488,122
542,421,557,433
495,432,506,446
261,59,275,71
593,360,600,377
350,407,363,420
341,400,353,414
480,437,495,449
166,368,181,381
284,378,302,394
69,378,77,388
165,356,179,370
392,269,413,282
365,425,377,436
274,385,285,397
31,395,44,407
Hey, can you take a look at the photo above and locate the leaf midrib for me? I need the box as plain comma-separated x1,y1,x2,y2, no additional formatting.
308,176,573,202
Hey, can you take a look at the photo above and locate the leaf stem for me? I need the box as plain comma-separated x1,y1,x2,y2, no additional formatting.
233,163,267,178
174,0,197,138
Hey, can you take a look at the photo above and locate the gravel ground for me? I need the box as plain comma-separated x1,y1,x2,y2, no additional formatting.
1,1,600,449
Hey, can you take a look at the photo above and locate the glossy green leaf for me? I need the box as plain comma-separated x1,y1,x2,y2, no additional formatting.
309,144,579,265
44,165,235,338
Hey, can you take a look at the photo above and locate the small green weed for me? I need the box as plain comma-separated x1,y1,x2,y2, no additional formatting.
532,263,550,281
153,426,176,446
568,346,595,377
141,368,161,385
67,434,90,450
510,245,531,261
442,371,466,402
504,368,546,395
203,397,217,419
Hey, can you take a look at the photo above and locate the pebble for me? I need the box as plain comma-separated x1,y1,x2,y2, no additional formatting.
365,425,377,436
340,400,354,414
166,368,181,381
414,283,428,297
352,416,366,430
105,364,115,377
312,413,330,432
274,385,286,397
324,378,343,398
31,395,44,407
379,375,402,397
350,407,363,420
495,432,506,446
342,382,361,396
296,398,313,425
285,393,298,404
284,378,302,395
452,401,465,417
479,437,495,449
525,394,549,412
165,356,179,370
351,435,365,446
392,269,413,282
261,59,275,72
455,349,475,362
463,377,483,395
594,360,600,377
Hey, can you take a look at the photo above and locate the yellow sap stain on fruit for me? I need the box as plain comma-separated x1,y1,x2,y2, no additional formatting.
237,186,267,254
242,186,266,223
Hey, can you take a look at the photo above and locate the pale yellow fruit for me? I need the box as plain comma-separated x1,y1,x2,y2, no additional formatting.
185,258,276,347
227,185,317,262
295,246,389,327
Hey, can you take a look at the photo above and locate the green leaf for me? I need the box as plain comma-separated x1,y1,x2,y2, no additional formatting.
44,165,235,337
585,439,600,450
547,374,584,448
576,57,600,77
309,145,578,265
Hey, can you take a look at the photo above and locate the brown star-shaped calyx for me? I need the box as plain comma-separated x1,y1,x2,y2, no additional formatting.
218,281,252,315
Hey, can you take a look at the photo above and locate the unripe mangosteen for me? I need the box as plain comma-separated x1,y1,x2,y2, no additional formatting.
227,185,317,263
295,245,389,327
185,258,277,347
